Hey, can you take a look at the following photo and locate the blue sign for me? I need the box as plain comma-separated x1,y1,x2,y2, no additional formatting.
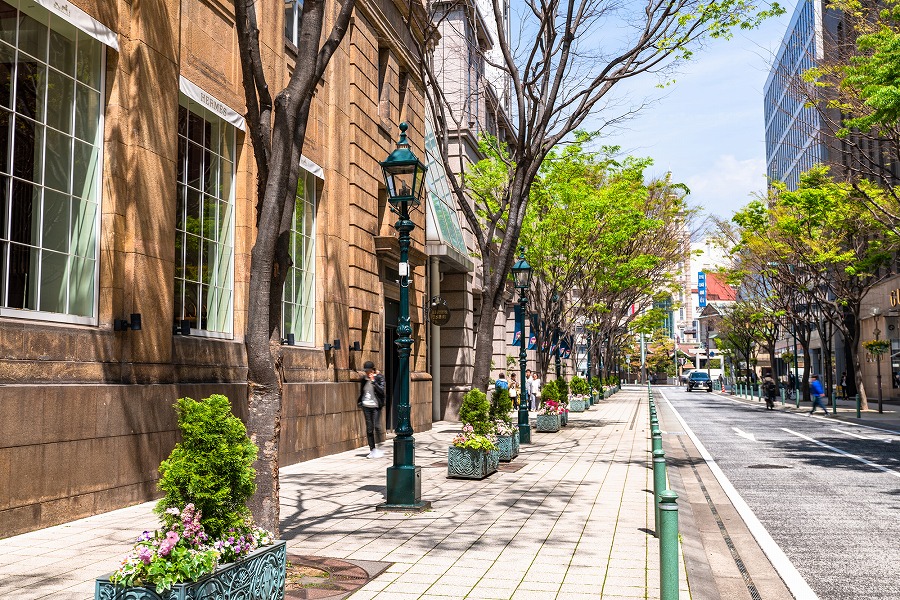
698,271,707,308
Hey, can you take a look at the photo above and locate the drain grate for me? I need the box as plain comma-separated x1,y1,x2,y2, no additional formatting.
746,464,791,469
498,462,525,472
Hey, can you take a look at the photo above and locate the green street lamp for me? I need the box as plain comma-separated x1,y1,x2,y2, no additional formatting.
586,329,592,404
512,248,532,444
378,123,430,511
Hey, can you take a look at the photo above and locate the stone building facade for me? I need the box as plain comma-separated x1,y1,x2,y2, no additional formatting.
0,0,432,537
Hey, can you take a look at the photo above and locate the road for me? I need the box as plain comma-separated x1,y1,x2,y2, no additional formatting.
660,387,900,600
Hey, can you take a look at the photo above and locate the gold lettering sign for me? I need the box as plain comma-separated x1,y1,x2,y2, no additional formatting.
891,289,900,307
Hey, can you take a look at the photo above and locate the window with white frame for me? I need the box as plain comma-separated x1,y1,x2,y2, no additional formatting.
281,169,315,343
0,0,104,321
174,97,235,335
284,0,303,47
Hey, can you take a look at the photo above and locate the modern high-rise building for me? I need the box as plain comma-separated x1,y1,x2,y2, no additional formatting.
763,0,840,189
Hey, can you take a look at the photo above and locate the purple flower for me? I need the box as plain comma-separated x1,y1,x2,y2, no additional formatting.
137,546,154,565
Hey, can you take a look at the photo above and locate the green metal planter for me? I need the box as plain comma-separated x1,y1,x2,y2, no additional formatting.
536,414,561,432
95,541,286,600
496,434,519,462
569,397,586,412
447,446,499,479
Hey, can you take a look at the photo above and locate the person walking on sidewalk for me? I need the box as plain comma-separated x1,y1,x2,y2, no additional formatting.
530,372,542,410
495,372,509,391
524,369,533,409
762,372,778,410
808,374,829,416
509,373,519,407
358,361,386,457
840,371,848,400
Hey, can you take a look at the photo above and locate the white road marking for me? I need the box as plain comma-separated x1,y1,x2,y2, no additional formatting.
661,391,819,600
832,428,891,443
732,427,757,442
782,428,900,478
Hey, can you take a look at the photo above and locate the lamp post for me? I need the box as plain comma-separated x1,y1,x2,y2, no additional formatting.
586,330,592,403
378,123,429,511
873,308,884,414
512,248,532,444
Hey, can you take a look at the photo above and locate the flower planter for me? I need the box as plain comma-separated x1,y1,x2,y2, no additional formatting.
569,397,586,412
561,411,568,426
496,434,519,462
95,540,286,600
447,446,498,479
535,414,560,432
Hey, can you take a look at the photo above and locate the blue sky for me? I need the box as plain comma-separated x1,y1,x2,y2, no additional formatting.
592,2,798,222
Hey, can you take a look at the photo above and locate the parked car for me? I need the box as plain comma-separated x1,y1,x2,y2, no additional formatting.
687,371,712,392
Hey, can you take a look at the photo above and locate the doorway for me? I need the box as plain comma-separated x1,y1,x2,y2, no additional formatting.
384,299,400,431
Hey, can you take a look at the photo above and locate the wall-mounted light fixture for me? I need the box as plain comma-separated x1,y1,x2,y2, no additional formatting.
324,339,341,351
173,320,191,336
282,333,296,346
114,314,142,331
350,341,362,352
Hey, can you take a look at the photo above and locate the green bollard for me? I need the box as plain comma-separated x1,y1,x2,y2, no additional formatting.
796,388,800,409
831,391,837,415
652,449,666,534
652,427,662,454
781,387,786,406
857,393,861,419
659,490,680,600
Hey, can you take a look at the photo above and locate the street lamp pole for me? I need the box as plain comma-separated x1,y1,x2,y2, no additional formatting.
874,308,884,414
378,123,429,511
512,248,533,444
586,330,592,404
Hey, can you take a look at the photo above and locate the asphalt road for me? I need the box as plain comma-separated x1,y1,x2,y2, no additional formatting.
660,387,900,600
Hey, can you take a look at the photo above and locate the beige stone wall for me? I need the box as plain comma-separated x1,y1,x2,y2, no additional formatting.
0,0,433,536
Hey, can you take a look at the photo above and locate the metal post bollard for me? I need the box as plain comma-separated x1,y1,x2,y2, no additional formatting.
781,387,786,406
659,490,680,600
796,388,800,409
831,391,837,415
857,393,861,419
652,427,662,454
653,449,666,534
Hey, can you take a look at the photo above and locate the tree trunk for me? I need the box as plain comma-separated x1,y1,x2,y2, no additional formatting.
472,291,498,391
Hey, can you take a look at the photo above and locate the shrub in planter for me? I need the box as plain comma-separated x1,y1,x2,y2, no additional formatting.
101,395,281,597
569,376,589,395
490,387,513,421
460,388,491,434
448,424,499,479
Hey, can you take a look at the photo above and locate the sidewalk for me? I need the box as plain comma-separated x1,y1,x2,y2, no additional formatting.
1,387,690,599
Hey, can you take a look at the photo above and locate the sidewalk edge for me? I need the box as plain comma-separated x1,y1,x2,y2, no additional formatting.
658,389,819,600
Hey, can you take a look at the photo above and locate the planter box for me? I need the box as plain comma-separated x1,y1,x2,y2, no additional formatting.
95,540,286,600
447,446,498,479
497,435,519,462
535,414,560,432
561,411,568,426
569,398,586,412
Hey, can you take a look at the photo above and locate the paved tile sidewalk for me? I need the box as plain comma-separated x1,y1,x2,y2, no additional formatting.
1,386,689,599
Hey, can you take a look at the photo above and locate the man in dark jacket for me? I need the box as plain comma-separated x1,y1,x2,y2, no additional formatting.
358,361,386,458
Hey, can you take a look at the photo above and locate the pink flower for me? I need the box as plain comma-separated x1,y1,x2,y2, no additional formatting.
137,546,154,565
158,531,180,557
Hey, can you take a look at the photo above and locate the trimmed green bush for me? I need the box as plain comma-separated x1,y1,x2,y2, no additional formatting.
156,395,258,539
570,376,589,395
460,388,491,434
490,387,513,422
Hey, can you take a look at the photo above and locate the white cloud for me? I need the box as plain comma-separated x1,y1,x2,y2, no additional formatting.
686,155,767,218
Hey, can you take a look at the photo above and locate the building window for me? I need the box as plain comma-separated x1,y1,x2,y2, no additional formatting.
174,97,235,335
284,0,303,47
378,47,390,122
282,169,316,343
0,0,104,322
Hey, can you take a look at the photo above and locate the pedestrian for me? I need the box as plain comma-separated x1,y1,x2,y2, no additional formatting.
762,372,777,410
808,374,829,416
358,361,386,458
525,369,532,409
495,372,509,391
530,372,542,410
840,371,848,400
509,373,519,406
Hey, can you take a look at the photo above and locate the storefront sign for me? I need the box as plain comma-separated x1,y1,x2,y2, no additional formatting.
890,288,900,307
429,296,451,326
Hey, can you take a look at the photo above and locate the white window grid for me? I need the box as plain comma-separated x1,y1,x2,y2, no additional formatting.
0,0,104,325
281,168,316,344
174,96,235,337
